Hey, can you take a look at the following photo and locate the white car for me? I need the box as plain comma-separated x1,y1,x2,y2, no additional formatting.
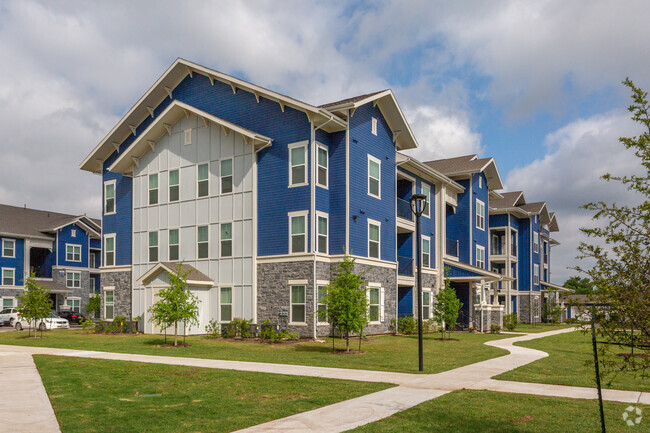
14,312,69,331
0,308,21,327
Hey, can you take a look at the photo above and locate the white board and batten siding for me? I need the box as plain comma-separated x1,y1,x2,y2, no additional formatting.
131,113,255,334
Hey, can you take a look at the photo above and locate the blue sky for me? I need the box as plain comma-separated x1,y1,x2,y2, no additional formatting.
0,0,648,282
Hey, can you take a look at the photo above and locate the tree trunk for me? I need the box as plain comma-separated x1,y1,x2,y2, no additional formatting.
174,322,178,346
346,332,350,352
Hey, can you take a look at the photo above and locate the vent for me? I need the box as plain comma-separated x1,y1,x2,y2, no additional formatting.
184,129,192,146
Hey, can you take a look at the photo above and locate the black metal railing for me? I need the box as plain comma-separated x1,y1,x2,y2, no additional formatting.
397,256,414,276
397,198,413,221
491,244,504,255
446,238,459,257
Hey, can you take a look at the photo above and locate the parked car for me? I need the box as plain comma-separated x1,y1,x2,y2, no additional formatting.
58,311,87,324
14,312,69,331
0,308,21,327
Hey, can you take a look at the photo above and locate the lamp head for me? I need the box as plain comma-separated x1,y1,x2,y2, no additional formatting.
410,193,428,216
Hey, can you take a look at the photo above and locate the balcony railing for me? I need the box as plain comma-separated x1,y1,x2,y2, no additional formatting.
491,244,504,255
397,256,414,276
397,198,413,221
446,238,459,258
511,244,517,256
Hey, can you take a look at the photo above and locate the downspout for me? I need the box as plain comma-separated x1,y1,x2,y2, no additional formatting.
345,111,350,255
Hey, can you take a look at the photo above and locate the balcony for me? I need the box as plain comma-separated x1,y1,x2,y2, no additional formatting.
491,243,504,256
511,244,517,257
544,254,548,265
397,256,414,276
446,238,459,258
397,198,413,221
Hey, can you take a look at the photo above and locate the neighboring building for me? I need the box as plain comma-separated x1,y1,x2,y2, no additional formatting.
0,204,101,314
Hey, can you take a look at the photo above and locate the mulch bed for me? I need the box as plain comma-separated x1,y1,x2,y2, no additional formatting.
331,349,365,355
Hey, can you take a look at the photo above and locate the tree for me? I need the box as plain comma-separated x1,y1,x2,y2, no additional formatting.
433,274,462,341
323,255,368,352
576,78,650,378
148,263,200,346
563,276,594,295
16,273,52,338
86,294,101,318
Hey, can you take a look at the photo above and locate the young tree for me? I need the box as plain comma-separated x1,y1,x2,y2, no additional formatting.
433,275,462,341
563,276,594,295
16,273,52,338
86,294,101,319
148,263,200,346
577,78,650,378
323,255,368,352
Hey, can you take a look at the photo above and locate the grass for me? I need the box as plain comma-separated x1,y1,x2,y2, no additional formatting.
35,355,390,433
0,329,509,374
509,323,576,333
496,330,649,392
350,390,649,433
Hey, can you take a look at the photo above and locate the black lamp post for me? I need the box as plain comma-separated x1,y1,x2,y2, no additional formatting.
410,193,427,372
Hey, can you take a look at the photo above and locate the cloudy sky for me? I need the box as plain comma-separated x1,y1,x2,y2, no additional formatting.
1,0,648,283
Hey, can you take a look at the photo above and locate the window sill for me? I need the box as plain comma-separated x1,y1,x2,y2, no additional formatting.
289,322,307,326
104,212,116,216
288,183,309,189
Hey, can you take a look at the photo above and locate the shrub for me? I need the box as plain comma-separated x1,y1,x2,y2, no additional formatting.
284,331,300,341
424,318,438,333
566,318,578,324
205,319,220,338
80,317,95,332
503,313,518,331
258,320,297,343
398,316,418,335
389,318,398,335
108,316,127,333
221,323,237,338
230,318,252,338
490,324,501,334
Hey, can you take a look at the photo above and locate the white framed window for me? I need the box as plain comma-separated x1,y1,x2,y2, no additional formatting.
66,271,80,288
423,291,432,319
104,288,114,320
534,264,540,285
533,231,539,253
478,176,483,189
2,239,15,258
169,169,180,202
89,278,95,293
104,180,116,215
220,287,232,322
220,223,232,258
168,229,180,261
290,285,306,323
476,199,485,230
2,297,15,309
71,229,77,238
422,236,431,268
65,297,81,313
317,213,328,254
66,244,81,262
2,268,15,286
289,142,307,187
371,117,378,135
368,155,381,198
368,287,380,323
104,234,115,267
197,163,209,198
317,285,328,324
221,159,233,194
184,128,192,146
317,144,328,188
289,212,307,254
422,183,431,218
476,245,486,269
148,173,159,205
368,219,381,259
197,226,209,259
148,231,158,262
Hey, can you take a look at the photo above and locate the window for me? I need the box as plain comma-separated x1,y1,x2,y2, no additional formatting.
65,298,80,313
534,264,540,285
2,268,15,286
90,252,96,268
317,145,328,187
104,181,115,214
317,214,328,254
148,231,158,262
197,163,209,198
371,117,378,135
104,235,115,267
89,278,95,293
220,287,232,322
2,239,15,258
220,223,232,257
368,155,381,198
290,213,307,253
317,285,328,323
368,220,380,259
169,229,179,261
290,285,306,323
184,128,192,146
148,174,158,205
423,291,431,319
2,298,14,309
368,287,380,322
476,246,486,269
422,184,431,218
66,272,80,288
104,289,114,320
533,231,539,253
169,169,179,202
476,199,485,230
289,143,307,186
66,244,81,262
221,159,233,194
511,264,518,291
422,236,430,268
197,226,209,259
478,176,482,189
71,229,76,238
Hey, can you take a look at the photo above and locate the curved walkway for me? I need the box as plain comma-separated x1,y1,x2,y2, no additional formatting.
0,327,647,433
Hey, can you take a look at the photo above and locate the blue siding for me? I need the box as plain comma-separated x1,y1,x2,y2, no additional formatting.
489,213,508,228
57,224,89,268
516,216,531,291
328,130,347,255
90,238,101,250
446,264,483,278
397,287,413,317
471,173,489,268
0,237,25,286
446,179,470,263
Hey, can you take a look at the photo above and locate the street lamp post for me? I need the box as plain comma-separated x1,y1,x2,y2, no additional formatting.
410,193,427,372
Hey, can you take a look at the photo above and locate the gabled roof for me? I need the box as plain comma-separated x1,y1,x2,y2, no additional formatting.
520,201,551,225
541,281,574,293
319,89,419,150
108,100,273,175
424,155,504,190
548,212,559,232
490,191,526,210
0,204,101,240
396,153,464,193
137,262,214,287
80,58,347,173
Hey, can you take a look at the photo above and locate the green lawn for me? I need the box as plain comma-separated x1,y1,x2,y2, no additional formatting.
35,355,390,433
510,323,576,333
350,390,648,433
496,330,649,391
0,330,509,374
